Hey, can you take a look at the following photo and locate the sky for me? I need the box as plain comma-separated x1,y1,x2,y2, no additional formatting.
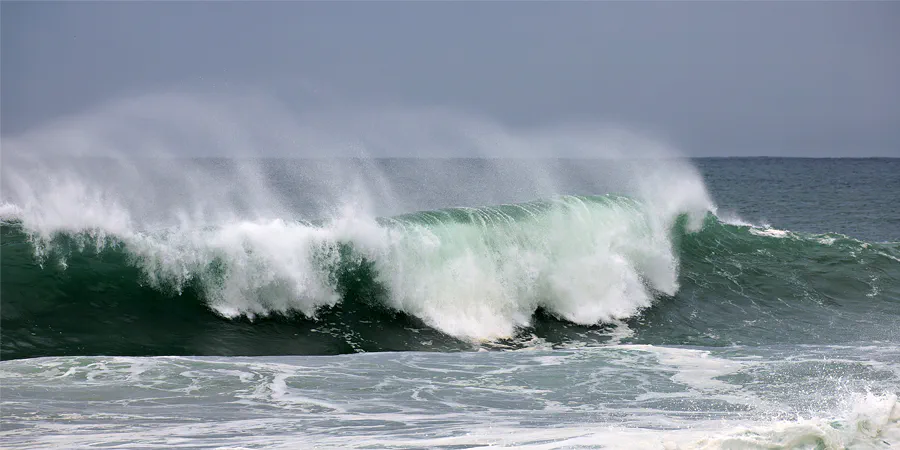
2,1,898,157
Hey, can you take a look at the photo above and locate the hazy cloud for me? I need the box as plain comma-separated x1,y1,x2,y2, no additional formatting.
2,1,898,156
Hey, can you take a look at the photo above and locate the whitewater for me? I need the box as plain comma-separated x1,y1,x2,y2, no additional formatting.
2,94,899,449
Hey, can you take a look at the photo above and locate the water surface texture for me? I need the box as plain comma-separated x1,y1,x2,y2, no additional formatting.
2,157,899,449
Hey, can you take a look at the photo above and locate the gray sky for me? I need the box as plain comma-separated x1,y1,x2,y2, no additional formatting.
2,1,898,157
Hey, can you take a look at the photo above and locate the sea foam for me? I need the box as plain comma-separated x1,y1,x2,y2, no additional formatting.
1,92,716,341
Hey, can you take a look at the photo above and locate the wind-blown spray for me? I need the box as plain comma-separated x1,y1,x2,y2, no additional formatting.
2,92,716,342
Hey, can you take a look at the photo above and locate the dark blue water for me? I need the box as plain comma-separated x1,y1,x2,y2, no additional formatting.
698,158,900,242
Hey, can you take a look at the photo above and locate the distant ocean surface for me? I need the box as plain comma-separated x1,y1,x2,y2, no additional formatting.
2,157,899,449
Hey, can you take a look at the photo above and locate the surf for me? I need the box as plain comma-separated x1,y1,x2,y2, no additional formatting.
3,191,898,360
1,194,692,340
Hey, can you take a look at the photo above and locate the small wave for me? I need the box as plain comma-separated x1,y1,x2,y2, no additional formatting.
693,392,900,450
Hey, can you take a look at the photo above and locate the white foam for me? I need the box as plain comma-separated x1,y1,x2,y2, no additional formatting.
619,344,745,393
0,202,22,221
2,352,897,450
1,92,719,342
749,227,790,238
301,392,900,449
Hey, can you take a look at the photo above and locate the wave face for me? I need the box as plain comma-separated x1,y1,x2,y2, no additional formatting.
1,194,687,357
3,192,898,360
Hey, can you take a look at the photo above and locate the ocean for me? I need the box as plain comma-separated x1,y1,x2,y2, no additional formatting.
1,156,898,449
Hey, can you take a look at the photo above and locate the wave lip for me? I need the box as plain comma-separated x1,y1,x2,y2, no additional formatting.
371,195,687,340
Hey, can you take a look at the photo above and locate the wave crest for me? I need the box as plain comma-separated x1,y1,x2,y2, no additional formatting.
6,195,697,341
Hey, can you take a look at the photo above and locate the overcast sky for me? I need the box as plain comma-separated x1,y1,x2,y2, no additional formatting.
2,1,898,157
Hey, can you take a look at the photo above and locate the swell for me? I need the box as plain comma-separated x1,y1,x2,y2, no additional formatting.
2,196,899,360
641,214,900,347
